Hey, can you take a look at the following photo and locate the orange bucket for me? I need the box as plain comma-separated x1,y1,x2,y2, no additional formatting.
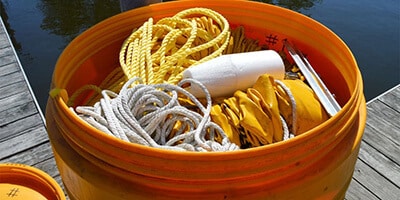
0,163,65,200
46,0,366,199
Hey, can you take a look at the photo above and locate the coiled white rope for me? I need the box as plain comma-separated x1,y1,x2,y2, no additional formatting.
73,78,240,152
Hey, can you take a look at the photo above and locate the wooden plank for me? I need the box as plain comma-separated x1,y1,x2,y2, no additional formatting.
0,62,20,77
0,32,10,49
0,39,9,49
0,125,48,159
0,93,36,126
378,85,400,112
33,157,61,179
363,122,400,166
0,70,24,89
0,88,33,109
0,101,37,127
345,175,379,200
0,80,27,100
358,141,400,186
0,88,33,115
352,158,400,199
0,142,54,165
0,53,16,68
0,114,44,142
366,99,400,143
0,46,13,58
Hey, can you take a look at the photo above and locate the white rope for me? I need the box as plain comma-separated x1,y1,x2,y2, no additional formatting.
275,80,297,137
73,78,240,152
281,115,294,140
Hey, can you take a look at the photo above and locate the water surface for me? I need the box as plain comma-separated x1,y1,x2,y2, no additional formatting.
1,0,399,112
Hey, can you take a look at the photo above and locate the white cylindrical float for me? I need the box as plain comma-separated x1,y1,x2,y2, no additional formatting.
182,50,285,97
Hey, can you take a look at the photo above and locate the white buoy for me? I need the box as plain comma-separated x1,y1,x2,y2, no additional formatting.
182,50,285,97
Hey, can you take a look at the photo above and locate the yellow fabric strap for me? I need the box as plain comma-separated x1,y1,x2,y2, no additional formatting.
276,79,329,135
211,74,328,148
211,74,282,147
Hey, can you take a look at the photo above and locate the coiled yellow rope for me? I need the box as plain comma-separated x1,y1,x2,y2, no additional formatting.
119,8,230,85
68,9,262,107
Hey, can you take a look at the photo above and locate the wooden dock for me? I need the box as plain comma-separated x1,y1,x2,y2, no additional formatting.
346,85,400,199
0,16,64,192
1,15,399,199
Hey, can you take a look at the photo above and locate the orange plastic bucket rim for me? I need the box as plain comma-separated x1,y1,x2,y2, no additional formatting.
0,163,65,200
50,0,364,157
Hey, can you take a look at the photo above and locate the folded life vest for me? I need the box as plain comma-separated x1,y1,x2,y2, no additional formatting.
210,74,328,148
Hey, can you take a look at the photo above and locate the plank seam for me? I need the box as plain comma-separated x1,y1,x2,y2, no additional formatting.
359,139,400,189
0,140,51,163
378,99,400,115
352,175,382,200
0,112,38,129
363,124,400,164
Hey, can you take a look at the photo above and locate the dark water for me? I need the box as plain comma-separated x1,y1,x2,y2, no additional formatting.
1,0,399,112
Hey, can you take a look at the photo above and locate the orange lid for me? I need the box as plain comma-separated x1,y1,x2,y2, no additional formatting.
0,163,65,200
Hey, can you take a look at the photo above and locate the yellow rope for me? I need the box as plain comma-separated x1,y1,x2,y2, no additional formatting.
66,84,103,107
119,8,231,85
86,67,127,105
68,9,263,107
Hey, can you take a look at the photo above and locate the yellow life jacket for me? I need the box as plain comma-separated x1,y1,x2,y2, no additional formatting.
210,74,328,148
